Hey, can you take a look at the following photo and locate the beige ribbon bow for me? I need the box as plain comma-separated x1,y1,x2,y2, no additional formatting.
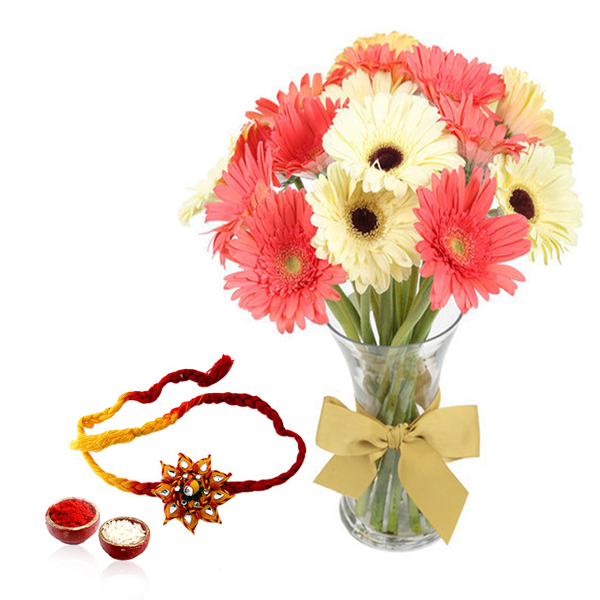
314,391,480,544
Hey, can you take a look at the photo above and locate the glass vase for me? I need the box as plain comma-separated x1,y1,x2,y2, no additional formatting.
330,307,461,551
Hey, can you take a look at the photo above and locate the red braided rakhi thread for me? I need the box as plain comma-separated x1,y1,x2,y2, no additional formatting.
199,392,307,494
71,356,307,533
126,354,235,405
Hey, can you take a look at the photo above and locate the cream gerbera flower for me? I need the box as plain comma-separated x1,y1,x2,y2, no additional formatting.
306,162,420,293
496,68,574,166
179,156,229,225
321,69,418,106
496,67,554,139
543,126,573,165
322,92,463,197
490,143,581,264
349,31,418,55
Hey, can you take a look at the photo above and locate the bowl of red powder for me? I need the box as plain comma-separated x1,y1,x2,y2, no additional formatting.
45,497,100,545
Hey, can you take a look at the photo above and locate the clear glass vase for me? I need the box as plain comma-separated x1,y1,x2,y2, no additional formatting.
330,307,461,551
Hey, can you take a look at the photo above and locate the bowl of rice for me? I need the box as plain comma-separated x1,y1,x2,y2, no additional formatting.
99,517,150,560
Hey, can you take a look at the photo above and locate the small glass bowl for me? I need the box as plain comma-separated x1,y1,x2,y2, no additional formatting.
98,517,150,560
45,497,100,545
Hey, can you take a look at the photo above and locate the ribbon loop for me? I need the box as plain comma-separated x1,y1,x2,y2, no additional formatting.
314,391,479,544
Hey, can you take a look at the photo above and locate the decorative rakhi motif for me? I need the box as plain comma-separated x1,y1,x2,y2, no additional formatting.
153,453,234,533
70,356,306,535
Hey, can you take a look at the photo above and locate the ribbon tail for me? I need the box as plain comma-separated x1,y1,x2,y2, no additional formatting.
399,438,468,544
314,455,377,499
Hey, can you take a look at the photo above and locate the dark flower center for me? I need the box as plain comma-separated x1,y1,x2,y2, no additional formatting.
351,207,379,236
509,188,536,221
368,145,404,171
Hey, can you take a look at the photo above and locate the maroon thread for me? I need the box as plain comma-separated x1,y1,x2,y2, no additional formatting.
120,356,306,497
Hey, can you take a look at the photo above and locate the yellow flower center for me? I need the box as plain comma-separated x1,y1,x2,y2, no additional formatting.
277,249,305,281
285,255,302,274
451,237,465,255
445,228,473,264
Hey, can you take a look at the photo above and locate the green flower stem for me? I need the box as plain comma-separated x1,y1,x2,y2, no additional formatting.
408,496,423,534
400,278,410,323
395,371,417,424
406,266,419,307
359,287,377,345
355,480,373,517
390,283,398,339
464,160,475,183
326,299,360,342
374,364,393,415
374,338,414,422
369,448,396,531
379,284,395,346
374,347,404,421
410,307,439,344
380,359,421,533
379,355,409,423
389,278,433,347
332,285,362,340
370,287,381,336
369,363,416,531
394,279,403,325
386,452,403,533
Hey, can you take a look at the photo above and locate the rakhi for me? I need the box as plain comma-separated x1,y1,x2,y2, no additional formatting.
70,355,306,533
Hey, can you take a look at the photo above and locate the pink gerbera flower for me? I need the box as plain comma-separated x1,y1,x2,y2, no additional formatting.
437,94,529,165
405,44,505,107
224,187,347,333
206,142,277,263
414,167,531,313
269,95,340,178
231,120,273,162
246,73,325,127
325,43,409,87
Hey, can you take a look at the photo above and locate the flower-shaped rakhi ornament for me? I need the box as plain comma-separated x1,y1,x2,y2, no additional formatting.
152,453,234,533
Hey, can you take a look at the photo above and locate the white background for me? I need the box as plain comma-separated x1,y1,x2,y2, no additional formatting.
2,1,598,598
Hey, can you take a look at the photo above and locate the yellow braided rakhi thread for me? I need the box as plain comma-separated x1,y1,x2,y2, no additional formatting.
70,392,184,495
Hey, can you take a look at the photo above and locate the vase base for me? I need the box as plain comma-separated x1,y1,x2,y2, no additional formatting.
339,496,440,552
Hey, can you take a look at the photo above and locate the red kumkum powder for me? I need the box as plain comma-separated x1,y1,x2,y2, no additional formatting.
50,499,96,528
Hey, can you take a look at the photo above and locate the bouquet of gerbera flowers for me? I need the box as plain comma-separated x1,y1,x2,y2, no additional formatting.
180,31,580,344
179,32,581,548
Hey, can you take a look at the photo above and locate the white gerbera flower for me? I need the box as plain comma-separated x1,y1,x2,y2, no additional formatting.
496,67,573,165
320,69,418,106
322,92,463,197
543,126,573,165
306,162,420,293
496,67,554,139
179,156,228,226
490,143,581,264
